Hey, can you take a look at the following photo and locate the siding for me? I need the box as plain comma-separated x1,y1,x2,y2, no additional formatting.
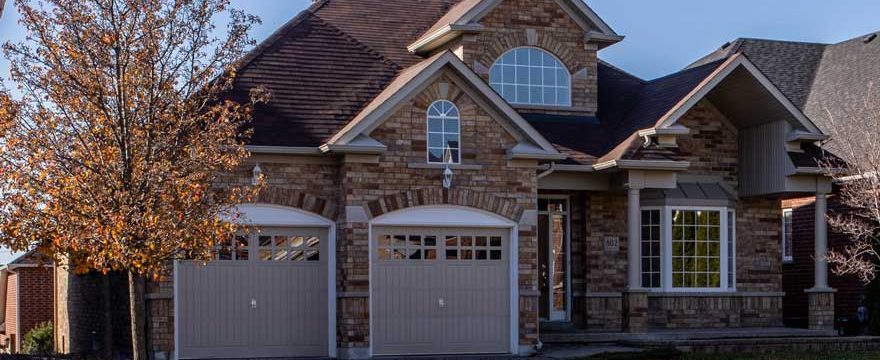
739,121,794,197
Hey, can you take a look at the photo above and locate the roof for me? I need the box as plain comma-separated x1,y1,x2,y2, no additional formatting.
230,0,828,169
642,182,737,207
692,31,880,142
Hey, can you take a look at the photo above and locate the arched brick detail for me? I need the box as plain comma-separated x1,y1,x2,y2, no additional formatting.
477,31,582,73
253,186,337,220
365,188,523,222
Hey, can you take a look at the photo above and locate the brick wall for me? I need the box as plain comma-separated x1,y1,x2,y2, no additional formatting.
1,267,53,353
3,272,16,352
54,267,132,356
782,195,864,327
454,0,599,116
677,100,740,189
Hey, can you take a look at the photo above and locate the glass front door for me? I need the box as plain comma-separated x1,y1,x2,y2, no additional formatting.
538,197,569,322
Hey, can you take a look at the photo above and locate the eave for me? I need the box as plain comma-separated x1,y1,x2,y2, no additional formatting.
407,24,485,54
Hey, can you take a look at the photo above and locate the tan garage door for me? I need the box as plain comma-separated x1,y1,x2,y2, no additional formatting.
372,226,510,356
177,227,329,359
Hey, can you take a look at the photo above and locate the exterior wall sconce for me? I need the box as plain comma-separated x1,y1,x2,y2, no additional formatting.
442,166,454,189
252,163,263,186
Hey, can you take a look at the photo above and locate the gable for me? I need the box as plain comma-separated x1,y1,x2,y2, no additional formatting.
325,51,562,160
409,0,621,54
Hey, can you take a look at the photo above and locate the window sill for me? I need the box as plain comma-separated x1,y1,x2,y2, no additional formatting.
408,163,484,170
646,291,785,298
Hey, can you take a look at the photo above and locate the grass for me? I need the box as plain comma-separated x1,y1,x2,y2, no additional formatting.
583,349,880,360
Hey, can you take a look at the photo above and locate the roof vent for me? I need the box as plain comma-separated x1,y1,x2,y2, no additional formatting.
864,33,877,44
721,41,732,50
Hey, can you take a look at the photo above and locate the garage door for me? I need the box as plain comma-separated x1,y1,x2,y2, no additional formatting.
177,227,329,359
372,226,510,356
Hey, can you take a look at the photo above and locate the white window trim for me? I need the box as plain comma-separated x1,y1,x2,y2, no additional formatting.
642,205,737,293
782,208,793,263
489,46,573,107
426,100,461,165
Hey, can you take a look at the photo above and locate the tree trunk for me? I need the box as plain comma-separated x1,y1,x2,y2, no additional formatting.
128,271,147,360
102,274,114,360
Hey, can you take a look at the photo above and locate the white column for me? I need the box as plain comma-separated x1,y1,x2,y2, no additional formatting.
627,187,643,290
813,191,830,290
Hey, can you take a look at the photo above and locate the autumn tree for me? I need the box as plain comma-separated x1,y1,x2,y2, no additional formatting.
820,86,880,284
0,1,263,359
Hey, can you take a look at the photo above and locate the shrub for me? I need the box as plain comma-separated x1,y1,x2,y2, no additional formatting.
22,321,54,356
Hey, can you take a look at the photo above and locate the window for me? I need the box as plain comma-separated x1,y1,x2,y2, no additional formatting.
782,209,793,263
446,235,503,261
641,210,662,288
378,234,438,260
215,232,320,262
427,100,461,164
640,207,736,291
490,47,571,106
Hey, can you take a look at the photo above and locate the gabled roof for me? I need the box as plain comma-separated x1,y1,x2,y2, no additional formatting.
326,51,563,159
409,0,623,53
691,30,880,141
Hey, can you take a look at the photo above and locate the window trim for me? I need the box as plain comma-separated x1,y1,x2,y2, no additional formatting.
489,46,573,107
641,205,737,293
425,100,461,165
782,208,793,263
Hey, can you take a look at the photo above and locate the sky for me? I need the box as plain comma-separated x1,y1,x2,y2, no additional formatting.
0,0,878,262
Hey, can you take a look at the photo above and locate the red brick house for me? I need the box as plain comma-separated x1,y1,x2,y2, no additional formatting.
695,32,880,328
0,251,54,353
53,0,844,358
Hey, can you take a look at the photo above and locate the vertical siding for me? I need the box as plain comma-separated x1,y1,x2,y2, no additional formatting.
739,121,794,196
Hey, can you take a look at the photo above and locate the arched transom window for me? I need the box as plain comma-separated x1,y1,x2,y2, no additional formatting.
490,47,571,106
427,100,461,164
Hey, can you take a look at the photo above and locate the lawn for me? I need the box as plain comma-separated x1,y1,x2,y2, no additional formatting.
584,349,880,360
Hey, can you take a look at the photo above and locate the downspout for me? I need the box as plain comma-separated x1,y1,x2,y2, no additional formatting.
537,162,557,180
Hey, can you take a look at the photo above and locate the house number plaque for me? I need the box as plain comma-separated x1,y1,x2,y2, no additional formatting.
604,237,620,253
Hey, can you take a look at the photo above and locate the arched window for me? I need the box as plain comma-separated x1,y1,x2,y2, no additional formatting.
490,47,571,106
427,100,460,164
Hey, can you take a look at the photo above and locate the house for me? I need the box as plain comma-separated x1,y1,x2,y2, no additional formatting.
0,251,54,353
693,32,880,327
53,0,842,358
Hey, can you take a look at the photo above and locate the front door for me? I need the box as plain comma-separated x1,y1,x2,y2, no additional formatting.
538,197,569,321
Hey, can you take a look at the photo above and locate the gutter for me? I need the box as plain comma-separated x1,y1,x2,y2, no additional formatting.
536,163,557,179
593,160,690,171
407,24,485,54
245,146,322,155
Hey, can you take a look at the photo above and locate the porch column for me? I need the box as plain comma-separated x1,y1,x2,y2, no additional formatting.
627,186,643,290
807,190,835,330
813,191,830,290
623,186,648,333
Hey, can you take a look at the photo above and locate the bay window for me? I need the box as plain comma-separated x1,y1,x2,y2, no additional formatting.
640,207,736,291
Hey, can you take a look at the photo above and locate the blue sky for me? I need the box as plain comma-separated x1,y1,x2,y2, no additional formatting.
0,0,878,263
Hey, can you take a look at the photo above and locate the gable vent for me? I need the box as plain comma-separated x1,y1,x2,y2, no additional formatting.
864,33,877,44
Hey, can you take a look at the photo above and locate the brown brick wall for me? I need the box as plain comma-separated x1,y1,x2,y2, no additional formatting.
782,195,864,327
648,295,783,328
677,100,739,189
3,273,17,352
454,0,599,116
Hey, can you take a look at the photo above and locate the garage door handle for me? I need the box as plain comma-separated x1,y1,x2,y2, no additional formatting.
438,298,445,308
250,298,258,309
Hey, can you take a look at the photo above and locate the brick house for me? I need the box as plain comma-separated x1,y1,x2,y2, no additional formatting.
53,0,845,358
694,32,880,327
0,251,54,353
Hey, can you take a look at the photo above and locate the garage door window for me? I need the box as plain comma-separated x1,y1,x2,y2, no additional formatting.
257,235,321,262
379,234,438,260
446,235,503,260
215,233,320,262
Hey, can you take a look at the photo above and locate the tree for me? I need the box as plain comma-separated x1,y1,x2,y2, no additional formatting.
819,87,880,284
0,1,263,359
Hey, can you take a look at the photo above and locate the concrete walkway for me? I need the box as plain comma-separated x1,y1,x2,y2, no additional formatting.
537,344,643,359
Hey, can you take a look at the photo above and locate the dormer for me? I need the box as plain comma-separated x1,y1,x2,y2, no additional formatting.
409,0,622,116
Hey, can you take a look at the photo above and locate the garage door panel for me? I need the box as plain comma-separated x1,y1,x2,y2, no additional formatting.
373,263,439,354
177,226,329,359
373,227,510,356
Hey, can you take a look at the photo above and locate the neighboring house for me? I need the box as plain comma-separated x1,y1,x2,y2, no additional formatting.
53,1,842,359
0,251,54,354
693,32,880,327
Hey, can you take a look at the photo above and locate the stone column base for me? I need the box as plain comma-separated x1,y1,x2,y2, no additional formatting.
807,288,836,330
623,290,649,333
